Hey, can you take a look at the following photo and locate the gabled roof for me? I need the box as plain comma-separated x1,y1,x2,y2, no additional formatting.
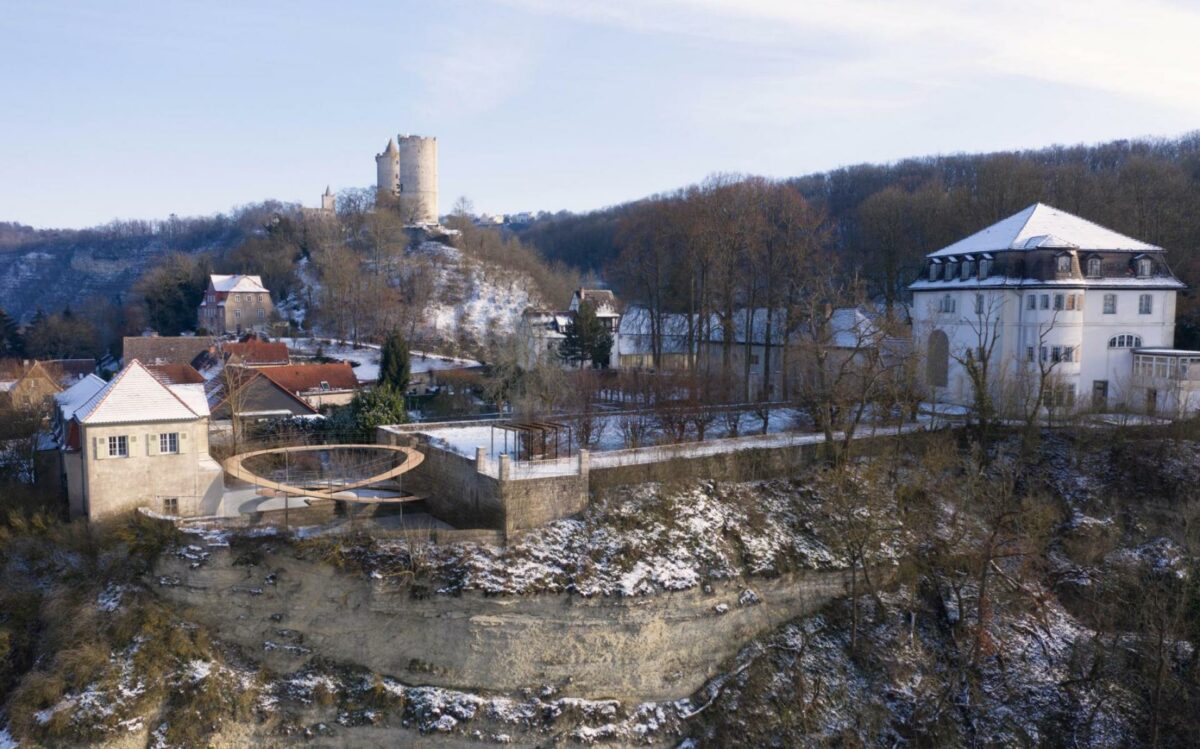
929,203,1161,258
209,274,268,293
40,358,97,385
205,366,318,416
257,362,358,394
123,336,215,366
223,339,289,366
76,360,209,425
54,374,106,421
9,361,63,394
147,363,206,385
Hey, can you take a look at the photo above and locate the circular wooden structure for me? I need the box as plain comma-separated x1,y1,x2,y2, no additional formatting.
224,444,425,503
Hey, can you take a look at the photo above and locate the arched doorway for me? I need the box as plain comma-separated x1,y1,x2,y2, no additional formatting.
927,330,949,388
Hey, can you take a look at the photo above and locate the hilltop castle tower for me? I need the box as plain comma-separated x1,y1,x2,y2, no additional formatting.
375,134,439,224
320,185,336,213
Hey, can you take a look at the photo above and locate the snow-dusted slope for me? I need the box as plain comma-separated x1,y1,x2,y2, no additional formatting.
410,241,540,346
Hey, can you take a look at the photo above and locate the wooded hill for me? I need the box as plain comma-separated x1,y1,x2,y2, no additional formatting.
515,132,1200,345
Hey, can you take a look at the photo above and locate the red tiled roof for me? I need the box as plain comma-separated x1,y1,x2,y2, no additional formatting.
146,363,206,385
223,340,290,365
257,362,358,395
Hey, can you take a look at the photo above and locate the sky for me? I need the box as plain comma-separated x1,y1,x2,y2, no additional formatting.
2,0,1200,229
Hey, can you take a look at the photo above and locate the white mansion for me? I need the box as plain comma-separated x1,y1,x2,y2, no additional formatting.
910,203,1198,415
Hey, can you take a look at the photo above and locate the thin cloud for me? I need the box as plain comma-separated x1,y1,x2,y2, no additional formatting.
501,0,1200,115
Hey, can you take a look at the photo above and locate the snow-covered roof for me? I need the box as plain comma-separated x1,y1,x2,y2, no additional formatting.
929,203,1161,258
209,274,268,293
909,276,1185,291
54,374,107,421
75,360,209,425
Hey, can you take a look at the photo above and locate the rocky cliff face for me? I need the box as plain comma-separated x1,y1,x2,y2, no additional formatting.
155,544,861,703
0,233,234,322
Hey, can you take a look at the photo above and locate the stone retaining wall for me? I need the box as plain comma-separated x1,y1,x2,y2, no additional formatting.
155,546,867,701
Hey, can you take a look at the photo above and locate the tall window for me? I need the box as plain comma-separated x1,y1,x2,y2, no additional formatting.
159,432,179,454
1137,257,1153,277
1040,294,1050,310
929,262,941,281
1103,294,1117,314
107,435,128,458
939,294,956,313
1027,295,1036,310
979,257,991,279
946,260,957,279
1086,257,1102,277
961,260,973,280
1056,254,1072,272
1026,346,1035,362
974,294,984,314
1054,294,1064,311
1139,294,1153,314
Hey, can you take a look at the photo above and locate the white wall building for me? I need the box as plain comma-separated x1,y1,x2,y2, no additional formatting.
62,360,224,520
910,203,1188,414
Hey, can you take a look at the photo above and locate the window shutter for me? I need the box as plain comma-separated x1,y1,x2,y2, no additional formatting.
148,434,158,456
177,432,187,454
93,436,102,460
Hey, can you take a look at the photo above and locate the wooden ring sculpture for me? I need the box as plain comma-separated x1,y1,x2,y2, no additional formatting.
224,444,425,502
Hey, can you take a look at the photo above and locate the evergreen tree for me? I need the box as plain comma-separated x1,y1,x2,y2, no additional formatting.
559,301,614,369
379,331,411,393
0,307,21,356
349,384,408,439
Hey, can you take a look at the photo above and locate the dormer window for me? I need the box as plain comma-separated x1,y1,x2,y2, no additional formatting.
945,259,957,279
1086,256,1102,278
961,258,974,280
929,260,941,281
1137,256,1153,278
978,254,992,279
1055,253,1072,273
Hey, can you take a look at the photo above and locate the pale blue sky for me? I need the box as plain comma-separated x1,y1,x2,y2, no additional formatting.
3,0,1199,228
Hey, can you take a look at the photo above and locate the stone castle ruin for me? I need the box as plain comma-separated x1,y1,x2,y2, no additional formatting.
375,133,439,224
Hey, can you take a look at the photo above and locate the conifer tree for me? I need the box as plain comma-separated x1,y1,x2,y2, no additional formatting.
559,301,613,369
379,331,411,393
0,307,20,356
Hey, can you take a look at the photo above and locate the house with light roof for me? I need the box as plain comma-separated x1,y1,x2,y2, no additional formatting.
198,274,273,335
910,203,1196,415
62,360,223,520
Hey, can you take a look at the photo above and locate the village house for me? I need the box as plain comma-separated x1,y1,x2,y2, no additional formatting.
909,203,1194,415
0,361,62,410
616,305,882,398
197,274,273,335
205,365,318,430
58,360,223,520
519,288,622,369
256,362,359,409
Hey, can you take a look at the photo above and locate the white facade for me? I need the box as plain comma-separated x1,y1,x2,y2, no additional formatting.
910,204,1186,412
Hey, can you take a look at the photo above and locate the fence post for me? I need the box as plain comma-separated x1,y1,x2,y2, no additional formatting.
499,454,511,482
578,448,590,479
476,446,487,474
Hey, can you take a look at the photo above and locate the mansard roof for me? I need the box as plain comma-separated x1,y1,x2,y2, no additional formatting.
928,203,1161,258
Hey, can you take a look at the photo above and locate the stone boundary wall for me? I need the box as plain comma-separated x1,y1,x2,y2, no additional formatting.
379,422,939,538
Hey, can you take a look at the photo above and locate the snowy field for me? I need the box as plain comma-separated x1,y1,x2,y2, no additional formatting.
280,337,480,385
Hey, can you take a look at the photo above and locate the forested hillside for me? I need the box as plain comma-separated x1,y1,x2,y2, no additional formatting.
515,133,1200,342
